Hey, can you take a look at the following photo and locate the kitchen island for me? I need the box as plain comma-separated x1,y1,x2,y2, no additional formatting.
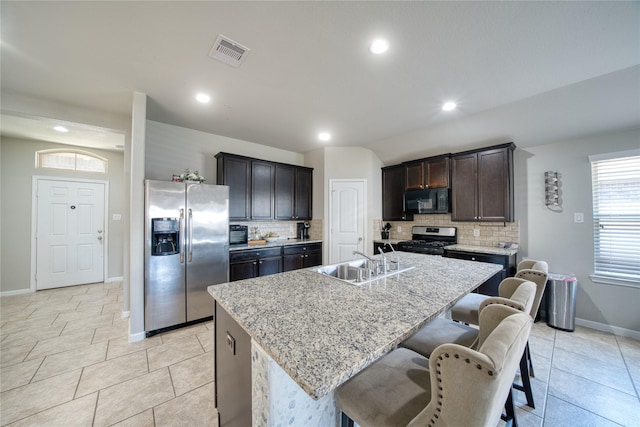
208,252,501,427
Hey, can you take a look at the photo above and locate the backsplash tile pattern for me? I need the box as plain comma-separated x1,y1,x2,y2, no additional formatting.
230,220,323,241
375,214,520,247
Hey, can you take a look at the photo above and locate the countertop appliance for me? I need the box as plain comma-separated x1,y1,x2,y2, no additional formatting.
397,226,457,255
404,188,450,214
229,224,248,245
297,221,310,239
145,180,229,333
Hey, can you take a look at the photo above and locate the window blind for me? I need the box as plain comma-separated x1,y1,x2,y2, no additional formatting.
590,154,640,284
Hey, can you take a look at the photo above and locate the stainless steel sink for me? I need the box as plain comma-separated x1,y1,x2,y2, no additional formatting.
311,259,414,286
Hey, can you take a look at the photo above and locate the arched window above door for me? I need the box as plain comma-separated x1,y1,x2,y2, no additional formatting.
36,149,108,173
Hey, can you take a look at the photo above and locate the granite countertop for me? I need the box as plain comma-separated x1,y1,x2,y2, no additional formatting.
445,244,519,256
229,239,323,251
208,252,501,400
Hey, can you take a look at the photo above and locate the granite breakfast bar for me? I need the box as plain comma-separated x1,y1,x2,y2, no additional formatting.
208,252,502,427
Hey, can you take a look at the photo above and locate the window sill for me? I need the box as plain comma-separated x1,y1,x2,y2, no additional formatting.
590,274,640,289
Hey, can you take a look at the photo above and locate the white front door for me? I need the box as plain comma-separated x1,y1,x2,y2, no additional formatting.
329,180,366,264
36,179,105,289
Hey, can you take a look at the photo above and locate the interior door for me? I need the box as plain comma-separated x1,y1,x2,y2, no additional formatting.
36,179,105,289
329,180,366,264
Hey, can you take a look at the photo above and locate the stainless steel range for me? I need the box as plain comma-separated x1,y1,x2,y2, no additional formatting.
397,226,457,255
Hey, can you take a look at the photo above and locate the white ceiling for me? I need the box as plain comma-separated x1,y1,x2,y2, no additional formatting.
1,1,639,163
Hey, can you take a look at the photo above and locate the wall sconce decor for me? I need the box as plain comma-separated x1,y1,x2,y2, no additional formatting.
545,171,562,209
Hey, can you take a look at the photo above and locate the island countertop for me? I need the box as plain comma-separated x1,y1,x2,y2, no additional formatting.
208,252,501,400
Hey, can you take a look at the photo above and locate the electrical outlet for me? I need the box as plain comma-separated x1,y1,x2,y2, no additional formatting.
226,332,236,355
112,214,121,221
397,226,402,233
574,212,584,223
473,228,480,237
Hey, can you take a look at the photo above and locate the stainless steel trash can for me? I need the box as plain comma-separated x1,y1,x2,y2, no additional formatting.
546,273,578,331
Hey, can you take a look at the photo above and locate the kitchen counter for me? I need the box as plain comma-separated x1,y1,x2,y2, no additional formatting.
446,243,519,257
208,252,501,425
229,238,322,251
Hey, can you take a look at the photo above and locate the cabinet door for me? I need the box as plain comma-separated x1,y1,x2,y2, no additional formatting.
426,157,450,188
451,153,478,221
258,256,282,276
218,155,251,221
251,160,275,220
303,251,322,268
477,147,512,221
283,254,304,271
275,164,295,220
230,259,258,281
405,162,424,190
382,165,408,221
294,168,313,220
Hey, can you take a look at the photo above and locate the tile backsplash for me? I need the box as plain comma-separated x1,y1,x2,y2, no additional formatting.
375,214,520,247
231,220,323,241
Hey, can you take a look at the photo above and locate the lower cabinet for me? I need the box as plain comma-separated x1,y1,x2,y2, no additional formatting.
282,243,323,272
444,250,516,296
373,242,397,254
229,247,282,281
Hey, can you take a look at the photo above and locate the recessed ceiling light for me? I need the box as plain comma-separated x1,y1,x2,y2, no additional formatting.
442,102,457,111
53,125,69,133
318,132,331,142
369,39,389,54
195,93,211,103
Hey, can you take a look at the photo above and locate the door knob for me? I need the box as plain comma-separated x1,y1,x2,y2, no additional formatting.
97,236,103,241
97,230,103,234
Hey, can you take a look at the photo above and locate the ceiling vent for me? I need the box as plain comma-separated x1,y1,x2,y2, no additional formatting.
208,35,250,68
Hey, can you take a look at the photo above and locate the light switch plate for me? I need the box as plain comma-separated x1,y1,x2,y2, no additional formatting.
574,212,584,223
113,214,122,221
397,226,402,233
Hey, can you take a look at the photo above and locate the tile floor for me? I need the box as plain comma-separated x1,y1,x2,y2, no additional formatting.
1,282,639,426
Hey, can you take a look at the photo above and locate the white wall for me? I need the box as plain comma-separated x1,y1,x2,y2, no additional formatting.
0,137,126,293
145,120,305,182
516,127,640,333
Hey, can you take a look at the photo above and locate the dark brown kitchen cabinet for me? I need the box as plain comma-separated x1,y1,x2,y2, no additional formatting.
405,155,450,190
444,249,516,296
382,165,410,221
217,152,313,222
251,160,275,220
216,153,251,221
274,165,313,220
229,247,282,281
282,243,322,271
451,143,515,222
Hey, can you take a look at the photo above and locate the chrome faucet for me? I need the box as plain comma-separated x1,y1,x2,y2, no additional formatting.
353,250,379,276
385,242,400,271
377,247,388,274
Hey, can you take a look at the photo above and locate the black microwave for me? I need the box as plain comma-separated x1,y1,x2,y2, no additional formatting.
229,224,248,245
404,188,450,214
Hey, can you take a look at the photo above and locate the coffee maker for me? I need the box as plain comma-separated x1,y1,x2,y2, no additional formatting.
297,221,310,240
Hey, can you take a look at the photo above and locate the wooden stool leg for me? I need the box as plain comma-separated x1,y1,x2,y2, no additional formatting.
501,387,518,427
341,412,355,427
513,350,535,408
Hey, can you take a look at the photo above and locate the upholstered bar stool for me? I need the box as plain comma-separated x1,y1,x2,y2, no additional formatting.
448,261,548,408
401,280,536,419
336,305,532,427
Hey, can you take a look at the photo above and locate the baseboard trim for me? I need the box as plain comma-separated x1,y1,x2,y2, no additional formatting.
128,330,146,343
0,288,32,297
105,276,124,283
575,317,640,340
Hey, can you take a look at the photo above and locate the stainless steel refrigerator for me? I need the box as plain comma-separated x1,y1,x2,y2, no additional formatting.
144,180,229,332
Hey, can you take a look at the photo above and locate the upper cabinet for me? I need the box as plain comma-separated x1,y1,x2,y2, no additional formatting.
451,143,515,222
382,164,410,221
216,153,251,220
274,164,313,220
405,155,450,190
216,153,312,221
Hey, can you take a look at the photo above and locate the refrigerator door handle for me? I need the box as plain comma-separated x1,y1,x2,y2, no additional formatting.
188,208,193,263
179,209,185,264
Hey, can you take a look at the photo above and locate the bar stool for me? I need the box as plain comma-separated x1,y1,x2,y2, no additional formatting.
336,305,532,427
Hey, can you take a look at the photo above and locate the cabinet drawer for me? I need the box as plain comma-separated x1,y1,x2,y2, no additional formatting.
230,247,282,262
283,243,322,255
